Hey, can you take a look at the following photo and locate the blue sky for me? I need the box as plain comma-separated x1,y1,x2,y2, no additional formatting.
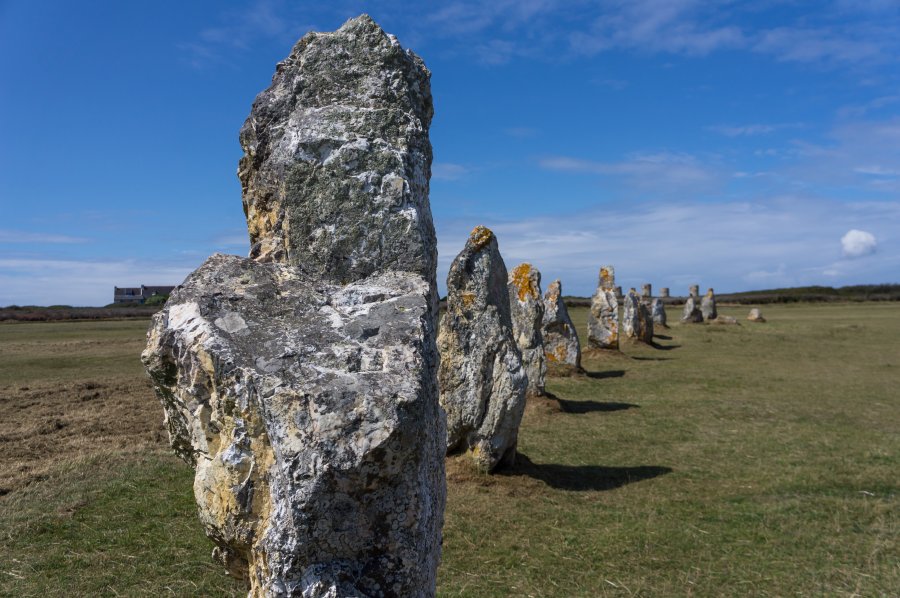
1,0,899,306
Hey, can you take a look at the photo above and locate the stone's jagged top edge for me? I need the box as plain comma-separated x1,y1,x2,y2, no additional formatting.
599,265,615,289
707,288,715,295
509,263,540,302
545,279,562,300
468,225,495,251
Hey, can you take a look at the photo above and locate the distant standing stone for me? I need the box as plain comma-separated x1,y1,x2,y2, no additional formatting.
651,298,668,328
689,284,700,298
508,263,547,397
701,288,718,320
747,308,767,322
622,288,641,340
638,297,654,343
659,287,670,298
681,295,704,323
438,226,527,473
641,283,652,299
542,279,582,371
587,266,619,350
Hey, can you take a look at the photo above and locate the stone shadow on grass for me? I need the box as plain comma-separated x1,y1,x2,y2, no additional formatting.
545,392,639,414
649,341,680,351
583,369,626,380
504,453,672,491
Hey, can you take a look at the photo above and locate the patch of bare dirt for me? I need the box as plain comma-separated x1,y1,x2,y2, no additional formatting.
0,379,167,495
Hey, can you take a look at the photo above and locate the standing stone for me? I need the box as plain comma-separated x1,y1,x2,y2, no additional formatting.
239,16,436,285
701,288,718,320
622,288,641,340
542,279,582,371
615,286,623,301
508,263,546,397
689,284,700,298
681,295,704,323
623,289,653,343
659,287,670,298
438,226,527,473
143,16,445,597
638,301,654,343
651,298,668,328
641,283,652,299
747,308,766,322
587,266,619,351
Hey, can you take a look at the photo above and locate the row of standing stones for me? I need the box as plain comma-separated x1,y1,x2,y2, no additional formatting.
139,14,765,597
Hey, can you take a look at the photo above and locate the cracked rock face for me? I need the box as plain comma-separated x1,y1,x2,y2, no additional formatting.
587,266,619,350
651,298,668,328
541,279,581,370
143,256,444,596
701,288,718,320
438,226,527,473
238,14,436,286
623,289,653,343
508,263,546,397
681,295,704,323
143,15,444,597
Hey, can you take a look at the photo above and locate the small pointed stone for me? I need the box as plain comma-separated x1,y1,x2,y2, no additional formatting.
542,279,582,372
508,263,547,397
438,226,527,473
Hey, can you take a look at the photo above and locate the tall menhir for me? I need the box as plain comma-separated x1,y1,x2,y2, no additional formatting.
142,15,445,597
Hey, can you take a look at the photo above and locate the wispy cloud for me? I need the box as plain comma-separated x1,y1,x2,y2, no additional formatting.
179,0,315,68
539,152,722,192
432,162,470,181
707,123,802,137
436,196,900,296
570,0,744,57
0,258,195,306
0,230,89,244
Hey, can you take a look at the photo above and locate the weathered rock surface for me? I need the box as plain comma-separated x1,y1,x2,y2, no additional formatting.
651,298,668,328
622,289,640,340
438,226,527,473
541,279,582,371
689,284,700,298
508,263,546,397
701,288,718,320
143,15,445,597
681,295,704,323
641,283,652,299
143,256,445,596
238,15,437,286
587,266,619,350
623,289,653,343
747,308,766,322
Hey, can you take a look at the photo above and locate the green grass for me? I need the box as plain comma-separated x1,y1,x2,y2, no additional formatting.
1,303,898,596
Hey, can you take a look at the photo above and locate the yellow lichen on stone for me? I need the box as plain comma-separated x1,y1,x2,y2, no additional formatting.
469,225,494,250
510,263,538,302
600,267,613,289
460,291,476,308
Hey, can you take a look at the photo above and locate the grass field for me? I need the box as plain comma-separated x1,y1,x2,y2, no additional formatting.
1,303,898,596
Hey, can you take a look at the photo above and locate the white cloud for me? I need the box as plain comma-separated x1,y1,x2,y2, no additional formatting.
432,162,470,181
708,123,802,137
539,152,722,193
841,229,877,258
0,258,197,307
435,197,900,296
0,230,89,244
